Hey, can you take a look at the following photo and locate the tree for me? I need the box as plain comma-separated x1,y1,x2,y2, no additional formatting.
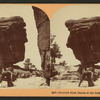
24,58,37,70
50,36,62,64
59,60,67,66
24,58,32,69
50,35,56,45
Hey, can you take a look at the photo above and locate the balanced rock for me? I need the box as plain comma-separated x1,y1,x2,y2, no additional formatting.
0,16,27,64
65,17,100,65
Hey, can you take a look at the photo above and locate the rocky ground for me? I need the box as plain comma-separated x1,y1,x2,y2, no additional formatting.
0,65,100,89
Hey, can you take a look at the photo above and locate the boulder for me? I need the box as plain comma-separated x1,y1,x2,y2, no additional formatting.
65,17,100,65
0,16,27,65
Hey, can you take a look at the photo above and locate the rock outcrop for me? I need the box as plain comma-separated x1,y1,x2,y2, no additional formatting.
65,17,100,65
0,16,27,65
32,7,50,85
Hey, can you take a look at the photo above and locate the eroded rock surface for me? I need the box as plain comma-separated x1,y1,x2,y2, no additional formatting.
65,17,100,65
0,16,27,65
32,7,50,86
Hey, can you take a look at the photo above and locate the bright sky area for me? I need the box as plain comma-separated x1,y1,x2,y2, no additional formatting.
51,4,100,66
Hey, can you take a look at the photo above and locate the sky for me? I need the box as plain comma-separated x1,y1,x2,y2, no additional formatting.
50,4,100,66
0,5,41,69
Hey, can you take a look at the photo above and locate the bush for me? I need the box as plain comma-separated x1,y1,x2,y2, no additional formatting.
59,61,67,66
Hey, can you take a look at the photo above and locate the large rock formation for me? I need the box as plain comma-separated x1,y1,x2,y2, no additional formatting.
32,7,50,85
0,16,27,66
65,17,100,65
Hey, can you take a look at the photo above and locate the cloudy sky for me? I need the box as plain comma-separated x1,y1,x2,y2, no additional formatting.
0,5,41,69
51,4,100,66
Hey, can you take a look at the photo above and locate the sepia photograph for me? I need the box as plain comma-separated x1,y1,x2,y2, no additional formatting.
50,4,100,89
1,3,100,97
1,3,100,92
0,4,50,89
